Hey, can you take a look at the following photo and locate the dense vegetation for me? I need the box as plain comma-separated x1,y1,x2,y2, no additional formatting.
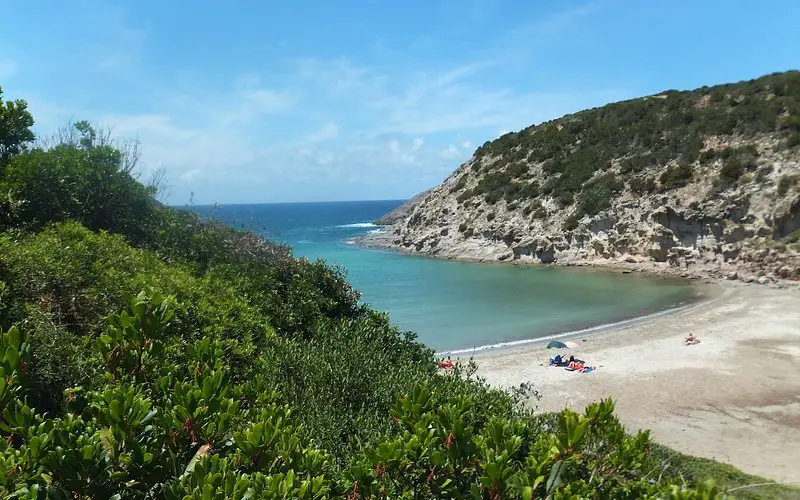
454,71,800,222
0,85,794,498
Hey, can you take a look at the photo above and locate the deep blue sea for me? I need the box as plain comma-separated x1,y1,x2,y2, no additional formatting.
192,200,698,352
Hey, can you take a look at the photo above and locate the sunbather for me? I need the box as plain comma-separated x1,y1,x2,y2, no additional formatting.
438,356,454,369
684,333,700,345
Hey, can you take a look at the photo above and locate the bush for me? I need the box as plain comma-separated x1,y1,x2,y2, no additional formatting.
630,175,657,193
0,316,727,497
575,172,623,218
787,132,800,148
778,174,799,197
717,159,745,187
449,175,468,193
564,213,580,230
0,139,157,243
659,163,694,190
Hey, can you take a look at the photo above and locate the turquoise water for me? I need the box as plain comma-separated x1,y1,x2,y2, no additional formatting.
192,201,698,351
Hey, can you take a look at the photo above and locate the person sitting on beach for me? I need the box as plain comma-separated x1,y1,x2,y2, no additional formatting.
567,356,584,371
551,354,564,366
684,333,700,345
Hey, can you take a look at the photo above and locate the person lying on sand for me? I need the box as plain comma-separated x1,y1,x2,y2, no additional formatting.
684,333,701,345
567,358,584,371
438,356,454,369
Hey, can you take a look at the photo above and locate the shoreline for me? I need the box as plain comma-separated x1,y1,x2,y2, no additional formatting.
464,282,800,482
356,229,799,286
438,282,716,356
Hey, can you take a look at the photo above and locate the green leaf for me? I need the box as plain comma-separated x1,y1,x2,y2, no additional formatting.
4,345,20,370
110,399,122,421
546,459,565,494
7,327,22,349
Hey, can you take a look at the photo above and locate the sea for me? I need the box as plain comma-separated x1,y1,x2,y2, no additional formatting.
191,200,698,352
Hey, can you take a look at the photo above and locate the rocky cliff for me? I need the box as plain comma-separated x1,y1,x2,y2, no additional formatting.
365,72,800,282
375,189,432,225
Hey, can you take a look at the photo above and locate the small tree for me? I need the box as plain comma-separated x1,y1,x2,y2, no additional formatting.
0,86,35,167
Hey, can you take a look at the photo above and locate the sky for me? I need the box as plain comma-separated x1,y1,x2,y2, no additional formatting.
1,1,799,204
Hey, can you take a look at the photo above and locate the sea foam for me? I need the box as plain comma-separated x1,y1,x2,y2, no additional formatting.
337,222,378,228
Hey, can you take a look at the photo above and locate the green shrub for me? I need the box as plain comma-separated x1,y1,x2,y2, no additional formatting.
659,163,694,190
0,315,727,497
699,150,717,164
556,190,574,207
450,175,468,193
778,174,799,197
787,132,800,148
712,146,759,190
575,172,623,218
630,175,657,193
0,141,157,242
717,159,745,187
0,85,35,166
564,213,580,230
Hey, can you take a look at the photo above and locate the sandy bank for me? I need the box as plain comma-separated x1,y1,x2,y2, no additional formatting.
469,283,800,482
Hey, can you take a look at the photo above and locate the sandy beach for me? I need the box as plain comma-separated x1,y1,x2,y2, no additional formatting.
470,282,800,482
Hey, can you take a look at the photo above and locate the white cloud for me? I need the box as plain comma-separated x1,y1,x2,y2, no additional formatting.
303,122,339,143
461,141,472,149
388,139,401,153
412,137,424,150
240,88,297,114
440,144,460,159
179,168,200,182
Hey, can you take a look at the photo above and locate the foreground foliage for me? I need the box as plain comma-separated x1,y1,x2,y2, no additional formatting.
1,297,722,498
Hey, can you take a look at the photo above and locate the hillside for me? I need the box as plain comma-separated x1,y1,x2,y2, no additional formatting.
367,71,800,282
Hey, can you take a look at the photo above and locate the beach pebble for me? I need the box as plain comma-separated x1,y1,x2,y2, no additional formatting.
757,276,769,285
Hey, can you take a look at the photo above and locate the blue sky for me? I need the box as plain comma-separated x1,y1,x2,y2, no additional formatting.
1,1,798,204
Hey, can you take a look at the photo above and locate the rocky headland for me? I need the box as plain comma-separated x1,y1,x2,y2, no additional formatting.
362,72,800,284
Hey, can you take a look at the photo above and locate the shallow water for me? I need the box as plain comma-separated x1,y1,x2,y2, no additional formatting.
191,200,698,351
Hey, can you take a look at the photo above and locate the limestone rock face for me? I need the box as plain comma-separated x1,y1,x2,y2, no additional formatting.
362,134,800,281
362,72,800,282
